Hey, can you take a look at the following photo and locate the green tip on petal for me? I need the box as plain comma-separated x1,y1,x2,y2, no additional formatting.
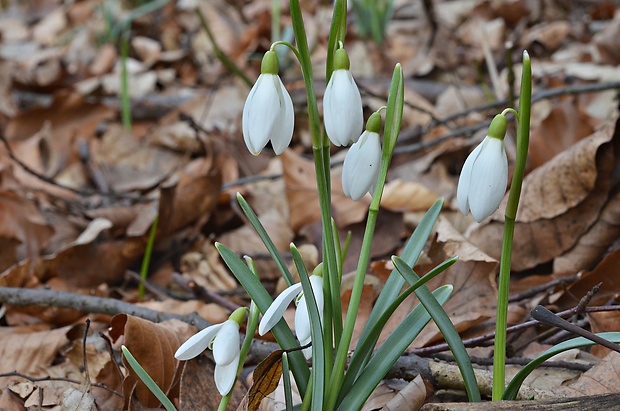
261,50,279,75
333,48,351,71
365,112,382,134
229,307,248,325
488,114,508,141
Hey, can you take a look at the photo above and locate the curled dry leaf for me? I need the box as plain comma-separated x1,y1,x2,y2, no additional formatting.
469,119,619,272
237,350,284,411
109,315,194,409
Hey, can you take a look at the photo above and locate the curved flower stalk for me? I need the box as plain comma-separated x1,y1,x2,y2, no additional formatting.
175,307,246,395
342,111,382,200
259,274,324,359
242,50,294,155
324,48,364,146
457,114,508,222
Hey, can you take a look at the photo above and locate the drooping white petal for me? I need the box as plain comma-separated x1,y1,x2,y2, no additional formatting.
324,69,363,146
212,320,240,366
242,74,284,156
467,137,508,222
341,131,382,200
174,323,224,360
310,276,324,326
456,140,484,216
214,354,240,395
271,76,295,155
294,294,311,343
258,283,303,335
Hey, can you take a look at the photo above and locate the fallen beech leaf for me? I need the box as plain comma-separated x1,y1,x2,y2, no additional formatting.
529,98,595,169
238,350,284,411
556,351,620,397
469,121,619,271
556,248,620,312
381,375,426,411
554,188,620,272
281,149,369,231
109,315,193,409
380,179,440,212
0,190,54,273
0,325,71,388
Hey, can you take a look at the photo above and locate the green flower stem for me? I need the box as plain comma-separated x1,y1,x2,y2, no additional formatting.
218,305,252,411
120,29,132,131
138,214,158,299
326,0,347,81
492,50,531,401
326,64,404,411
291,0,343,360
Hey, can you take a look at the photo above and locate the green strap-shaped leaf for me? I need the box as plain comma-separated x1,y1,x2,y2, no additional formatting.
503,332,620,400
392,257,481,402
237,193,295,286
336,285,453,410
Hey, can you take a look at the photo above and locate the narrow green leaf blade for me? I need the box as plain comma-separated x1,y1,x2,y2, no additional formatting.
121,346,177,411
394,260,481,402
352,198,444,363
291,244,325,410
503,332,620,400
336,285,453,411
237,193,295,286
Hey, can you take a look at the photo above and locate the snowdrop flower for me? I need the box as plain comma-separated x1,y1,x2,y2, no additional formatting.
242,50,294,155
341,112,382,200
324,48,363,146
259,271,324,359
457,114,509,222
175,307,246,395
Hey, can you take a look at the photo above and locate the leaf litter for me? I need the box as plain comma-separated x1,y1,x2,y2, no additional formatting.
0,0,619,409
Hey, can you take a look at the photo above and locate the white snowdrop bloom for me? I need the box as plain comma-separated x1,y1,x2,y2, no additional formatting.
324,48,363,146
341,112,382,200
457,114,509,222
242,50,294,155
259,275,324,359
175,308,246,395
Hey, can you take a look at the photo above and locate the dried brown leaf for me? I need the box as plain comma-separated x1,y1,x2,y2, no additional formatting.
109,315,192,409
281,149,369,231
238,350,284,411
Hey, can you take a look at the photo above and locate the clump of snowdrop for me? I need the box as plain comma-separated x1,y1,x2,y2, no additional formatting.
457,114,509,222
323,47,364,146
175,307,247,395
341,112,382,200
242,50,294,156
259,267,324,359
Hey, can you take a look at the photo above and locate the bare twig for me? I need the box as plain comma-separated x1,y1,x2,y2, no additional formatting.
413,304,620,356
509,275,578,303
431,352,592,372
0,287,210,329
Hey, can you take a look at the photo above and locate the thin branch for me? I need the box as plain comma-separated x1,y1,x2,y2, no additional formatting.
0,287,210,329
413,304,620,356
